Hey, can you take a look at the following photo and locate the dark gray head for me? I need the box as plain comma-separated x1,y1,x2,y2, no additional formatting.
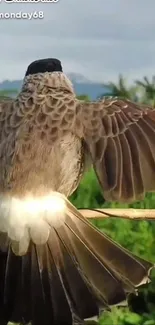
25,58,63,76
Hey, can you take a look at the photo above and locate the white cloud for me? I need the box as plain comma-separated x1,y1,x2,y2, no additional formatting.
0,0,155,82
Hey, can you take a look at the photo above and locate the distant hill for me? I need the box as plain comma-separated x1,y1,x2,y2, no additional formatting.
0,73,111,100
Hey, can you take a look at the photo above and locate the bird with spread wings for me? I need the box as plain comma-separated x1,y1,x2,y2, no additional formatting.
0,58,155,325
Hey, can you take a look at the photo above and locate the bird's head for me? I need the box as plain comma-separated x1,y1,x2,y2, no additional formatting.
22,58,74,93
25,58,63,76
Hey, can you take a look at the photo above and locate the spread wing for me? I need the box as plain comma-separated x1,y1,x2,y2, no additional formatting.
1,86,155,203
73,97,155,202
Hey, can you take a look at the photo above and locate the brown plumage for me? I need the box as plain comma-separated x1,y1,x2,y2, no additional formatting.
0,58,154,325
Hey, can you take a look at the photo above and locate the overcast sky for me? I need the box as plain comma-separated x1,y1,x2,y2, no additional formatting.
0,0,155,83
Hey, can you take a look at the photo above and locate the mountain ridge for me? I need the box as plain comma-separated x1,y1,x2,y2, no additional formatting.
0,73,110,100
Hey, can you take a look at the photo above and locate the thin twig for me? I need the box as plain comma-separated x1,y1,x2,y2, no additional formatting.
79,208,155,220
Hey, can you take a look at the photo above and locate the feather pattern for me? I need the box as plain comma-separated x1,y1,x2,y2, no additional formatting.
1,72,155,202
0,65,154,324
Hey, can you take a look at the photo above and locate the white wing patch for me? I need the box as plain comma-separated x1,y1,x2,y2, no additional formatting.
0,192,67,255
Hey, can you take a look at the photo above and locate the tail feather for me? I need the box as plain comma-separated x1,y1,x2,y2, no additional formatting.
48,227,102,321
30,244,50,325
35,241,78,325
0,201,153,324
57,222,128,304
0,251,8,325
0,246,28,324
4,247,22,323
65,202,153,286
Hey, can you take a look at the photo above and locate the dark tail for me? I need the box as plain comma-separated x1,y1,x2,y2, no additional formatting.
0,202,153,325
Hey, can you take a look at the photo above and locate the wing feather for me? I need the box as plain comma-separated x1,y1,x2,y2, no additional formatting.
72,98,155,202
1,79,155,203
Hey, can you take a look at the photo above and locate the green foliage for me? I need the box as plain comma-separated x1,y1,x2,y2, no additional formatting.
77,94,90,101
70,168,155,325
135,76,155,106
99,307,155,325
0,89,18,99
100,74,155,106
100,74,140,101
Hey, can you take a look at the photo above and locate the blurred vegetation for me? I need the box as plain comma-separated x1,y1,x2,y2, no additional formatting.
135,76,155,107
100,74,155,107
0,89,18,99
74,76,155,325
70,170,155,325
99,74,140,102
3,73,155,324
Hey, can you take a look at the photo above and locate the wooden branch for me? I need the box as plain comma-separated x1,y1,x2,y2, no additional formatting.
79,208,155,220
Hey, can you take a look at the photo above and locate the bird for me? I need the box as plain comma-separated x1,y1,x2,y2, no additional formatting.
0,57,155,325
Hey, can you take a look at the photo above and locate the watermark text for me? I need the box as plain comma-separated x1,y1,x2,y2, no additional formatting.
5,0,58,2
0,11,44,19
